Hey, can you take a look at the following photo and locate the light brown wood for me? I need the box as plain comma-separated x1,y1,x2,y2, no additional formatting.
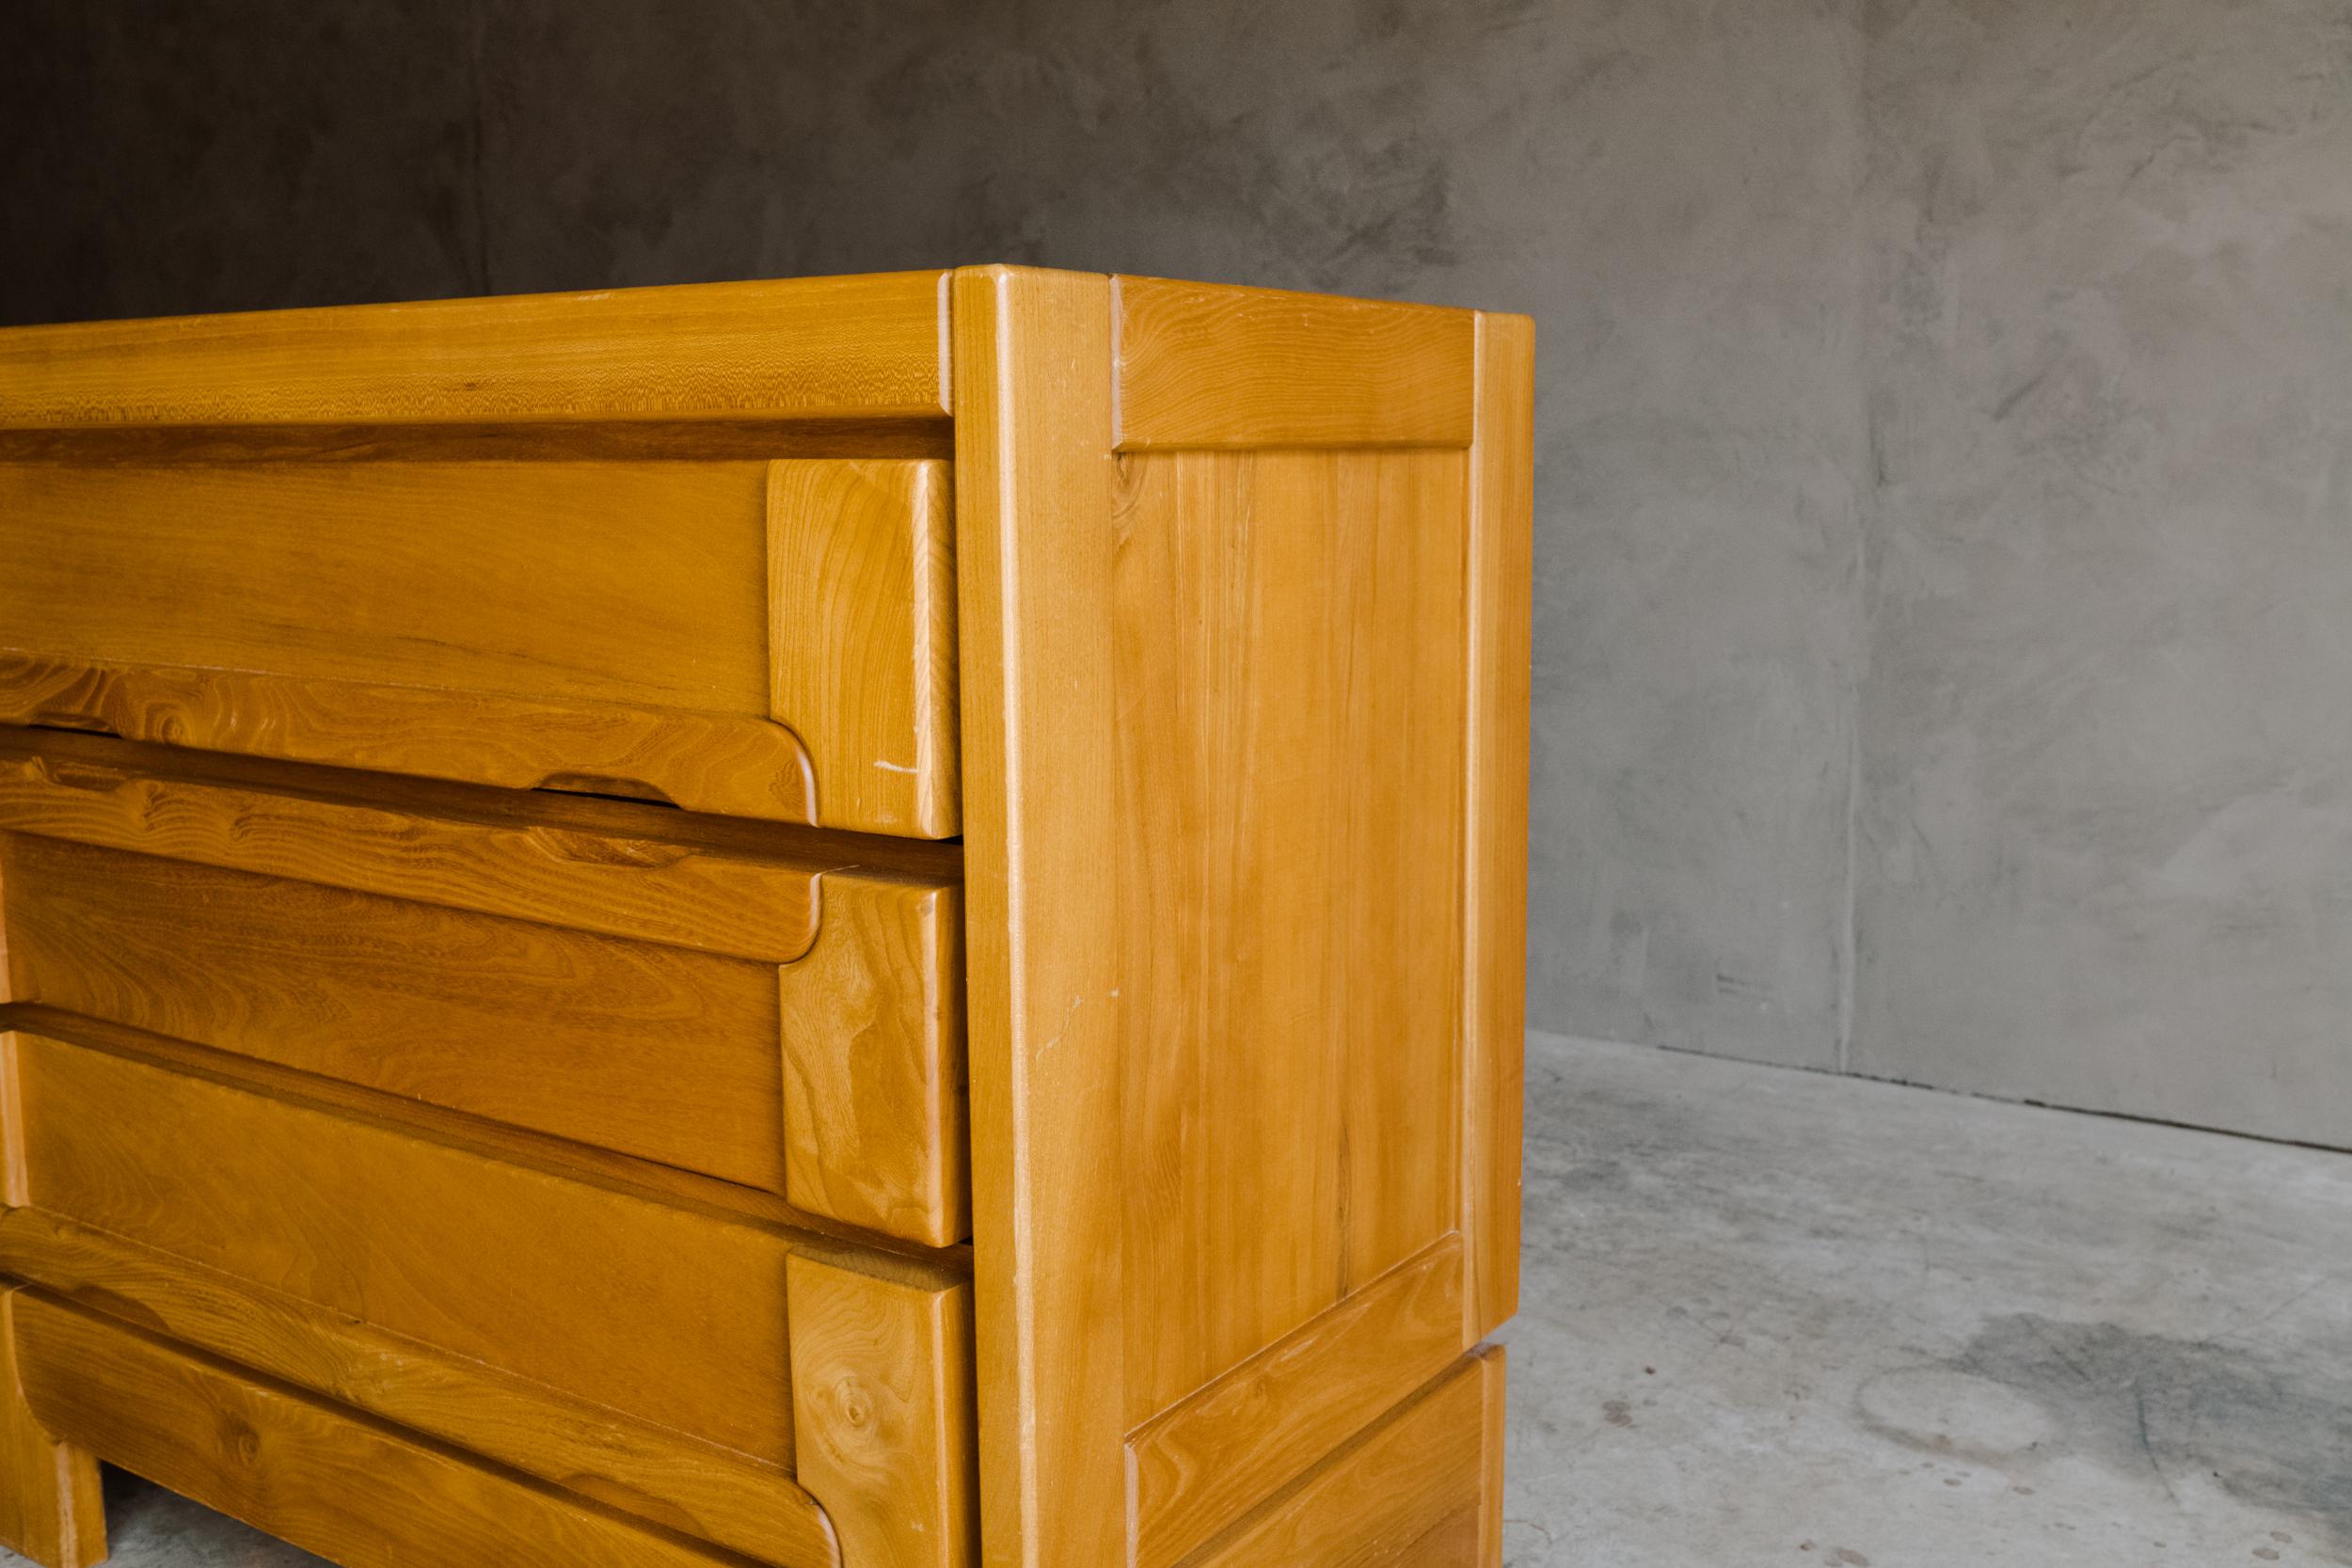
0,263,1530,1568
0,921,103,1568
952,264,1129,1568
0,453,956,832
782,875,970,1247
1463,310,1535,1341
0,747,828,964
1113,445,1471,1427
15,1030,801,1461
1188,1348,1503,1568
11,1291,769,1568
2,831,789,1191
953,265,1525,1567
4,1001,967,1273
787,1256,977,1568
0,824,10,1008
0,459,773,708
771,459,961,838
0,724,961,886
0,417,954,465
0,648,820,823
0,1208,840,1568
0,1286,104,1568
0,744,966,1213
1478,1340,1509,1568
0,271,948,430
0,1027,25,1208
1113,276,1477,451
1124,1237,1466,1568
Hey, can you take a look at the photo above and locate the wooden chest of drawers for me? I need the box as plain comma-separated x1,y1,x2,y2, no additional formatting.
0,267,1531,1568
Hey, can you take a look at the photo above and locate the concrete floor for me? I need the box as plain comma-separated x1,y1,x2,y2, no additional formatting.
7,1034,2347,1566
1502,1035,2352,1567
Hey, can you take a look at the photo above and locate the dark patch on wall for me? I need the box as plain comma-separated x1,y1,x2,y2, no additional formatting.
3,2,489,323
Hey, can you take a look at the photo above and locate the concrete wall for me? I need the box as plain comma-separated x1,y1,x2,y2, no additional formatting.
3,0,2346,1143
1859,0,2352,1144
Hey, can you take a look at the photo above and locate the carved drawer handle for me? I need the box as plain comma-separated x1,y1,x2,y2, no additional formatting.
523,826,695,871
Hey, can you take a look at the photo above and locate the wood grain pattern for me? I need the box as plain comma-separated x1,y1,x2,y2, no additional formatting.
951,264,1129,1568
13,1032,800,1463
1113,446,1470,1423
782,875,970,1247
0,743,967,1228
0,271,947,429
11,1292,771,1568
1113,277,1477,451
787,1256,977,1568
1124,1237,1466,1568
1478,1340,1508,1568
0,264,1530,1568
0,1286,104,1568
0,1024,25,1208
0,828,10,1009
1187,1348,1502,1568
0,651,820,823
0,416,952,464
0,1208,841,1568
0,928,103,1568
0,749,827,963
952,266,1520,1568
771,459,961,838
0,725,961,887
2,833,796,1193
0,454,905,825
0,450,964,832
0,459,775,713
3,1003,970,1275
1463,312,1534,1342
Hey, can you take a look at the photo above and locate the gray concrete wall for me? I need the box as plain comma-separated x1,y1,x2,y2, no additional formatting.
2,0,2345,1143
1858,0,2352,1144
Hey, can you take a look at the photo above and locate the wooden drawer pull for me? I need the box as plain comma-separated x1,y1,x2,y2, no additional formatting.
0,749,965,1238
22,713,117,738
17,758,130,795
523,826,697,871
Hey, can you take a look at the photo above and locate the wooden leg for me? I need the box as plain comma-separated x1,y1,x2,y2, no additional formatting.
1477,1343,1508,1568
0,1285,106,1568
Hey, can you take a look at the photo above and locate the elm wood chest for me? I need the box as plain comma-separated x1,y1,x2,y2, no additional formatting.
0,268,1532,1568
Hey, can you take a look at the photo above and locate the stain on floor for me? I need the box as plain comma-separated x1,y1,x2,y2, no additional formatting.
1953,1315,2352,1560
1502,1035,2352,1566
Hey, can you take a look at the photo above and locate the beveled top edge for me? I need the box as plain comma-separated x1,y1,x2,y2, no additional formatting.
0,270,954,431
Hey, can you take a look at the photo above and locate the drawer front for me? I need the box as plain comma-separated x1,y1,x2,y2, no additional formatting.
8,1289,755,1568
13,1032,798,1461
0,455,955,837
0,747,969,1246
0,1035,977,1567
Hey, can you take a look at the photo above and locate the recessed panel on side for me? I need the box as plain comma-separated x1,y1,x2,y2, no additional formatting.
1112,446,1473,1428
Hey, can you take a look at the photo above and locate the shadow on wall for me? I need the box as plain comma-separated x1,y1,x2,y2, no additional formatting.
4,0,2350,1147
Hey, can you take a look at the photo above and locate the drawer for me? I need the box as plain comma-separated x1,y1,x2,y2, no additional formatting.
0,740,969,1247
0,1035,976,1568
6,1289,757,1568
0,454,957,837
